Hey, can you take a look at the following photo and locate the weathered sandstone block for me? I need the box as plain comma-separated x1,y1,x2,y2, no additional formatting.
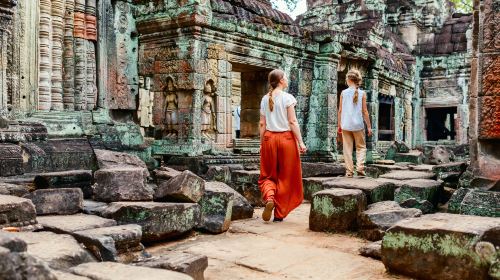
94,168,153,202
394,179,442,207
24,188,83,215
198,182,233,233
71,262,192,280
0,195,37,228
322,177,395,203
154,170,205,203
136,252,208,280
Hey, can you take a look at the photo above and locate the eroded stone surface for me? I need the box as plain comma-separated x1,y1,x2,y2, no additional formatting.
154,170,205,203
382,213,500,280
460,189,500,217
101,202,201,242
229,170,261,206
94,167,153,202
37,214,117,234
380,170,435,180
83,200,109,216
359,241,382,260
301,162,345,178
303,177,335,201
137,251,208,280
71,262,192,280
0,183,29,197
394,179,442,207
34,170,93,198
322,178,395,203
94,149,148,169
0,195,37,228
309,189,366,232
204,181,253,221
198,182,233,234
24,188,83,215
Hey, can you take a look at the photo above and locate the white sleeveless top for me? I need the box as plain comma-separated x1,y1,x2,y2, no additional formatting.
340,87,365,131
260,91,297,132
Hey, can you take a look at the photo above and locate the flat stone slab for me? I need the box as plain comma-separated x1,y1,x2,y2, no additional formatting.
380,170,435,180
37,214,117,234
102,202,201,242
198,182,234,233
137,251,208,280
12,231,95,270
382,213,500,280
34,170,93,198
367,164,408,174
302,177,336,201
23,188,83,215
460,189,500,217
94,167,153,202
359,240,382,260
359,201,422,241
71,262,192,280
0,247,57,280
83,200,109,216
73,224,143,261
301,162,345,178
0,182,29,197
394,151,423,165
394,179,442,207
154,170,205,203
322,177,395,203
409,164,434,172
431,161,467,175
0,194,37,228
309,189,366,232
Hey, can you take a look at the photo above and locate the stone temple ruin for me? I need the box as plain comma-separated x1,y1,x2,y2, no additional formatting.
0,0,498,279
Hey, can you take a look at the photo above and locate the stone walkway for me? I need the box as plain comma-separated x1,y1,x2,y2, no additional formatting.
149,203,408,280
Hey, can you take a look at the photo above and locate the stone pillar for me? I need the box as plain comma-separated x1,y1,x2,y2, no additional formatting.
469,0,500,183
38,0,52,111
404,89,413,144
0,0,16,115
307,53,339,156
364,69,379,162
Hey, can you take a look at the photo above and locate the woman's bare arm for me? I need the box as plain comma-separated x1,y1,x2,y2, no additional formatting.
287,105,307,153
362,94,372,136
259,115,266,141
338,93,343,132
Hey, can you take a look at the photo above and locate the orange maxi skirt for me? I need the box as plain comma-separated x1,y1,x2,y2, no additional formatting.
258,131,304,219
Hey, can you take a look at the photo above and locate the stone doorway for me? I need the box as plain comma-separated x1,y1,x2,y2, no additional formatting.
231,63,271,153
378,95,395,141
425,107,457,141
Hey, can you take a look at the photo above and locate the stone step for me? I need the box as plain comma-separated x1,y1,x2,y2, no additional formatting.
301,162,345,178
34,170,93,198
394,179,443,208
0,182,29,197
379,170,436,180
71,262,192,280
154,170,205,203
322,177,395,204
382,213,500,280
37,214,117,234
136,251,208,280
302,177,337,201
94,167,153,202
23,188,83,215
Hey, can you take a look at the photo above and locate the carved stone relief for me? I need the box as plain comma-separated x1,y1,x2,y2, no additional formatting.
201,80,216,140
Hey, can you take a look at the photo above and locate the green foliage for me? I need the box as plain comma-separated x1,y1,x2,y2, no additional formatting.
450,0,473,13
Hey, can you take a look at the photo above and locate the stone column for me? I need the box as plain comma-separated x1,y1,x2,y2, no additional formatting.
403,89,413,145
469,0,500,183
364,69,379,162
0,0,16,115
63,0,75,110
51,0,65,111
307,53,339,156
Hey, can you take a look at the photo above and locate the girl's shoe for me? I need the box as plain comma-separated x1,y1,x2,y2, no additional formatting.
262,200,274,221
273,217,283,222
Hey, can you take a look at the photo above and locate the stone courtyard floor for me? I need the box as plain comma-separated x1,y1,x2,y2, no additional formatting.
148,203,408,280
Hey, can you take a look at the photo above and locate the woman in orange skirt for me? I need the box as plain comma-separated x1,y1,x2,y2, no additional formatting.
258,69,307,222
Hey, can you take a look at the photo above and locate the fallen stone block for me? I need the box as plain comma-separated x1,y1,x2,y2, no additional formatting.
301,162,345,178
382,213,500,280
153,167,182,183
71,262,192,280
367,164,408,175
322,177,395,203
359,201,422,241
303,177,335,201
230,170,262,206
399,198,434,214
0,182,29,197
34,170,93,198
0,144,24,177
432,161,467,176
394,151,423,165
205,165,231,183
102,202,201,242
23,188,83,215
198,182,233,233
73,224,143,262
0,246,57,280
154,170,205,203
136,251,208,280
83,200,109,216
409,164,434,172
394,179,442,207
460,189,500,217
447,187,471,213
94,167,153,202
309,189,366,232
94,149,148,169
204,181,253,221
13,231,95,270
37,214,116,234
380,170,435,180
0,195,37,228
359,240,382,260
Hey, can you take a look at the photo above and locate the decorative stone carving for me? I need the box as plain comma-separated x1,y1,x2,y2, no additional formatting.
201,80,216,140
63,0,75,110
51,0,65,111
38,0,53,111
164,78,178,138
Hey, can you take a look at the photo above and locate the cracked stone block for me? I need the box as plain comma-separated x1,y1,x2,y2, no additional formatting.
37,214,117,234
359,201,422,241
101,202,201,242
73,224,143,262
322,177,395,203
198,182,234,233
301,162,345,178
230,170,262,206
83,200,109,216
94,168,153,202
34,170,93,198
0,195,37,228
71,262,192,280
0,183,29,197
302,177,335,201
136,251,208,280
204,181,253,221
460,189,500,217
309,189,366,232
12,231,96,270
153,167,182,183
23,188,83,215
205,165,231,183
94,149,148,169
0,246,57,280
359,240,382,260
154,170,205,203
382,213,500,280
399,198,434,214
394,179,442,207
380,170,435,180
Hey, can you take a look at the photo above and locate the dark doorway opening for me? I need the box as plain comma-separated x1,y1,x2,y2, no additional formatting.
425,107,457,141
378,95,395,141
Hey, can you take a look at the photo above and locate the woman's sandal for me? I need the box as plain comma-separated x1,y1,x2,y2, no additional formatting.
262,200,274,222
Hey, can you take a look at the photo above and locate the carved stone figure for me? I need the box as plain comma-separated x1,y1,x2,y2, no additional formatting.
164,79,178,138
201,81,216,140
